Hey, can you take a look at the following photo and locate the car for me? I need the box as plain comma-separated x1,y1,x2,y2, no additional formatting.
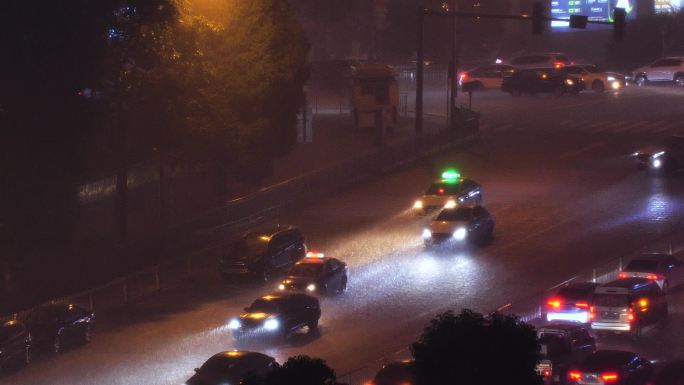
590,278,667,336
24,303,95,353
277,251,347,295
545,282,598,323
229,292,321,341
501,68,584,96
412,169,482,213
423,205,494,246
559,65,621,93
654,360,684,385
367,360,414,385
537,323,596,384
619,253,684,293
184,351,276,385
458,64,515,91
632,135,684,171
508,53,572,70
0,320,32,370
567,350,654,385
220,225,306,282
632,57,684,87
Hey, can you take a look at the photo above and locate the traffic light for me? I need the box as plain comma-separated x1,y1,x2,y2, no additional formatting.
613,7,626,41
532,2,545,35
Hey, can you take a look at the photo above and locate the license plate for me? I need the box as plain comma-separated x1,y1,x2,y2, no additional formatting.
602,312,619,320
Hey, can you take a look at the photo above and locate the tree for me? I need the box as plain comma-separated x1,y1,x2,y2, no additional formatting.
410,309,541,385
264,355,342,385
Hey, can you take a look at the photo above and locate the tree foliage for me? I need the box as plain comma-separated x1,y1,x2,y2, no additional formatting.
410,309,541,385
264,355,340,385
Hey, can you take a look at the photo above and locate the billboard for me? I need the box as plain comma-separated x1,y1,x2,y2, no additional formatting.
550,0,637,28
655,0,682,13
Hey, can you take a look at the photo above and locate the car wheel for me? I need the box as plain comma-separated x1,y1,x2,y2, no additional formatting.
338,277,348,294
675,75,684,87
52,335,62,354
592,80,605,93
83,325,93,344
635,75,647,87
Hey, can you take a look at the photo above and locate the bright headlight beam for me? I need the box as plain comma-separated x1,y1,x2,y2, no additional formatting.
611,81,620,90
306,284,316,292
278,284,285,290
422,229,432,239
264,319,279,330
453,228,467,241
228,319,241,330
444,200,457,209
413,200,423,209
653,159,662,169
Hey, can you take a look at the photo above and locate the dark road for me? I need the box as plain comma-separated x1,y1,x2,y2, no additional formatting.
5,85,684,385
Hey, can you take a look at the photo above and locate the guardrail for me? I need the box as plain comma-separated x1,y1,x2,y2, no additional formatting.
3,123,473,323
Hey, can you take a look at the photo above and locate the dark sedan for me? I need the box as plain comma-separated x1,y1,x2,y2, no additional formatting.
278,252,347,295
568,350,653,385
24,303,95,353
0,320,32,370
502,68,584,96
185,351,276,385
368,360,414,385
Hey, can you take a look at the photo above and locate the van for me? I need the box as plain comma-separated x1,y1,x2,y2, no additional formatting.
591,278,667,336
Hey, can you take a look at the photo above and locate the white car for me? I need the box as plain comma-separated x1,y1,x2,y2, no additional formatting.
508,53,572,70
458,64,515,91
619,253,684,293
633,56,684,87
560,64,622,92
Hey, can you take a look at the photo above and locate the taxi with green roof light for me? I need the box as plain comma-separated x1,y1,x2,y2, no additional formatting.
412,169,483,214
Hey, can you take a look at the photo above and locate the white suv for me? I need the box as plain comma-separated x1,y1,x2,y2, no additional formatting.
633,57,684,87
508,53,572,70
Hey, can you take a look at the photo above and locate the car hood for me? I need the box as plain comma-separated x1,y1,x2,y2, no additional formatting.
420,195,454,206
186,371,242,385
429,220,469,234
239,312,279,327
635,145,666,156
282,276,315,289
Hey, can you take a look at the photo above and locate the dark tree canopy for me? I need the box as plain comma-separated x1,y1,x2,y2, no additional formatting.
410,309,541,385
265,355,339,385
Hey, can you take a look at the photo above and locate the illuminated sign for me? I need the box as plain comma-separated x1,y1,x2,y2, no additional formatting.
655,0,682,13
550,0,636,28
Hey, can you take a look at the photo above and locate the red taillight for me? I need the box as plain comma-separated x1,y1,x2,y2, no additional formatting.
568,370,581,380
628,307,635,321
543,370,552,377
575,302,589,308
601,372,619,382
618,272,628,278
547,298,562,309
589,306,595,320
438,188,445,194
646,274,659,280
554,62,564,69
460,73,467,81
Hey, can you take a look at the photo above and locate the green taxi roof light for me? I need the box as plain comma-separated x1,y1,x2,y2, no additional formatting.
441,169,461,181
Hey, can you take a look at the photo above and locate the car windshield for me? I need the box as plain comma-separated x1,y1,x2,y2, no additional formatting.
248,299,283,313
425,183,465,195
539,334,571,358
557,287,592,301
593,294,629,307
625,259,659,271
232,236,268,257
0,326,17,341
26,307,60,323
436,208,473,221
289,263,323,278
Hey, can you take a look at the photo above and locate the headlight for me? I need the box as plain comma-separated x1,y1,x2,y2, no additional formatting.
413,200,423,209
278,284,285,290
458,197,464,202
444,200,457,209
422,228,432,239
607,76,616,82
228,319,241,330
653,158,662,169
306,284,316,292
653,151,665,159
611,81,620,90
453,227,467,241
565,79,574,86
264,319,279,330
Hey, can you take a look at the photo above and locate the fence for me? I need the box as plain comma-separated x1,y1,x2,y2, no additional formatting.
3,124,474,323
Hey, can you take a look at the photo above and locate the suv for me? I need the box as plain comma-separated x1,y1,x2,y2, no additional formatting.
509,53,572,70
229,292,321,341
591,278,668,336
0,320,32,370
545,282,598,324
185,351,276,385
24,303,95,353
633,57,684,87
537,323,596,384
220,225,306,282
619,253,684,293
459,64,515,91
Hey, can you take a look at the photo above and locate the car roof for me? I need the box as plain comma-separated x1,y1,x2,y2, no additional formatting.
581,350,638,369
259,292,318,303
211,351,274,361
595,278,654,293
296,256,342,265
561,282,599,290
632,253,673,261
246,224,296,238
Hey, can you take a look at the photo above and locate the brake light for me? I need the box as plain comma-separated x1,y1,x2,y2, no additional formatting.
628,307,635,321
618,272,628,278
568,370,581,380
589,306,595,320
601,372,619,382
547,298,562,309
438,188,445,194
554,62,565,69
575,302,589,308
646,274,660,280
543,370,552,377
460,73,467,81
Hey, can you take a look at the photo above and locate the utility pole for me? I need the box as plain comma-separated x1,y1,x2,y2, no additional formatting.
415,6,424,145
449,0,458,128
